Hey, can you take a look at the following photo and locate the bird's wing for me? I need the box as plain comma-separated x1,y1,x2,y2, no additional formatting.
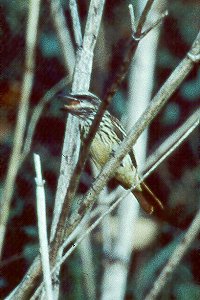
110,114,138,168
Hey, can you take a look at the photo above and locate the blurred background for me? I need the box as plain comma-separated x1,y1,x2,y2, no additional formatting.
0,0,200,299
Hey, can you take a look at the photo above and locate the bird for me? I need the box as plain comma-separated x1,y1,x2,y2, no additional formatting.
62,92,163,214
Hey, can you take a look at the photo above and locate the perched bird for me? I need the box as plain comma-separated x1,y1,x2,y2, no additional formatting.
62,92,163,214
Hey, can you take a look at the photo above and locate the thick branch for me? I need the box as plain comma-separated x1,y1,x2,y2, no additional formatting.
51,0,106,259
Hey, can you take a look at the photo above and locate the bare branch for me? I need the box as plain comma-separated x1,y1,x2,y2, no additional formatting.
128,4,136,33
142,117,199,182
50,0,75,76
34,154,53,300
0,0,41,260
144,204,200,300
22,77,68,162
136,0,155,37
143,108,200,173
141,10,168,39
69,0,83,47
103,0,162,104
51,0,106,256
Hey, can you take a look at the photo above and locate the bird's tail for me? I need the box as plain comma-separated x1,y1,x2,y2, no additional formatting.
132,182,164,214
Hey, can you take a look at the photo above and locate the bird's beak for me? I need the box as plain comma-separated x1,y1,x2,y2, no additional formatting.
63,96,81,112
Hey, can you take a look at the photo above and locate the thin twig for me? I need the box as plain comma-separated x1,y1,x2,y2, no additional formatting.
50,0,75,76
34,154,53,300
143,108,200,173
69,0,83,47
136,0,155,37
21,77,68,162
144,204,200,300
141,118,200,182
0,0,41,260
128,4,136,33
103,0,164,104
141,10,168,39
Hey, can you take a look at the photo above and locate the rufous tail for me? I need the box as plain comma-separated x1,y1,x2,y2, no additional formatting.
133,182,164,214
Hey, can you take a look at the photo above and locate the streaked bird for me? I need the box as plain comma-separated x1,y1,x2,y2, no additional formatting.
62,92,163,214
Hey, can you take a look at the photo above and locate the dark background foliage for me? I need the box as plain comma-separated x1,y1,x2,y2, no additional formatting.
0,0,199,298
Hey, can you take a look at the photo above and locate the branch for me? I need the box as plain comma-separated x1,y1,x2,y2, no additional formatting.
103,0,167,104
144,204,200,300
50,0,75,76
69,0,83,47
34,154,53,300
136,0,155,37
100,1,168,297
51,0,106,258
0,0,41,260
21,77,68,162
143,108,200,173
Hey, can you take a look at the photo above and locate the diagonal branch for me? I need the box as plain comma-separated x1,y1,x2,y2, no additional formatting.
144,203,200,300
143,108,200,173
69,0,83,47
136,0,155,37
103,0,167,104
21,77,68,162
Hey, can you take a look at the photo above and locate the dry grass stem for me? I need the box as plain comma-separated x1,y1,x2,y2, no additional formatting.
34,154,53,300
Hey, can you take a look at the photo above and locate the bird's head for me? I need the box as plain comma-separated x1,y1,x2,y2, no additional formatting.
62,92,101,119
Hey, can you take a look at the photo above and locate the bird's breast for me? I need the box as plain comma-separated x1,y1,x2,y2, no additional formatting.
90,131,114,167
